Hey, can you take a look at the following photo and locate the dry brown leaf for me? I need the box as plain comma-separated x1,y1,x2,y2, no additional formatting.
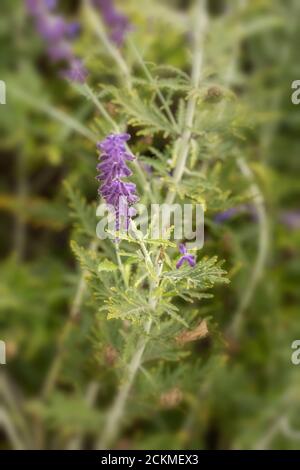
103,345,118,367
159,387,183,409
175,320,209,346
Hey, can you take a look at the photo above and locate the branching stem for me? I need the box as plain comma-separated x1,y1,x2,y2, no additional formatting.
165,0,207,205
128,39,179,132
95,0,207,449
84,0,132,89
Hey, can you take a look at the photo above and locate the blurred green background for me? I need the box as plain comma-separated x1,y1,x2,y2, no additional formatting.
0,0,300,450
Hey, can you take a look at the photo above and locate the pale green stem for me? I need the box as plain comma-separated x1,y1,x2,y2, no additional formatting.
128,39,179,132
229,158,268,336
221,0,269,337
96,317,153,449
0,407,25,450
134,272,148,289
130,220,154,268
14,153,27,261
132,161,153,203
0,373,32,449
84,0,132,89
96,259,162,449
280,416,300,441
9,86,98,144
10,83,149,207
179,0,269,442
115,243,128,288
252,415,286,450
165,0,207,205
66,381,100,450
83,83,119,131
95,0,208,449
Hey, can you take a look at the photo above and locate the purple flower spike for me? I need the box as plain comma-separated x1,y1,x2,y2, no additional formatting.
176,243,196,269
96,134,139,231
26,0,87,84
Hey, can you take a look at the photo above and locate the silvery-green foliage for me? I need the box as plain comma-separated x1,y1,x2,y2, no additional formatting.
0,0,299,451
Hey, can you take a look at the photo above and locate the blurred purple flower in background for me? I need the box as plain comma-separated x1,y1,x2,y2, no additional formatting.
214,204,258,224
141,163,153,175
66,21,81,39
36,13,68,42
93,0,131,46
96,134,139,230
214,207,241,224
47,41,73,62
26,0,57,15
62,58,89,83
176,244,196,269
279,210,300,230
26,0,88,83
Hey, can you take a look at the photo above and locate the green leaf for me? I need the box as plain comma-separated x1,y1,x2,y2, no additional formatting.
98,260,118,272
65,182,97,237
163,256,229,290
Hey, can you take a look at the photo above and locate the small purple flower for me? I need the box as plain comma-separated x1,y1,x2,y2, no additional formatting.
62,58,89,84
96,134,139,230
176,244,196,269
93,0,131,46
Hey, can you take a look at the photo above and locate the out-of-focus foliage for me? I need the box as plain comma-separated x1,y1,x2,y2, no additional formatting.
0,0,300,450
